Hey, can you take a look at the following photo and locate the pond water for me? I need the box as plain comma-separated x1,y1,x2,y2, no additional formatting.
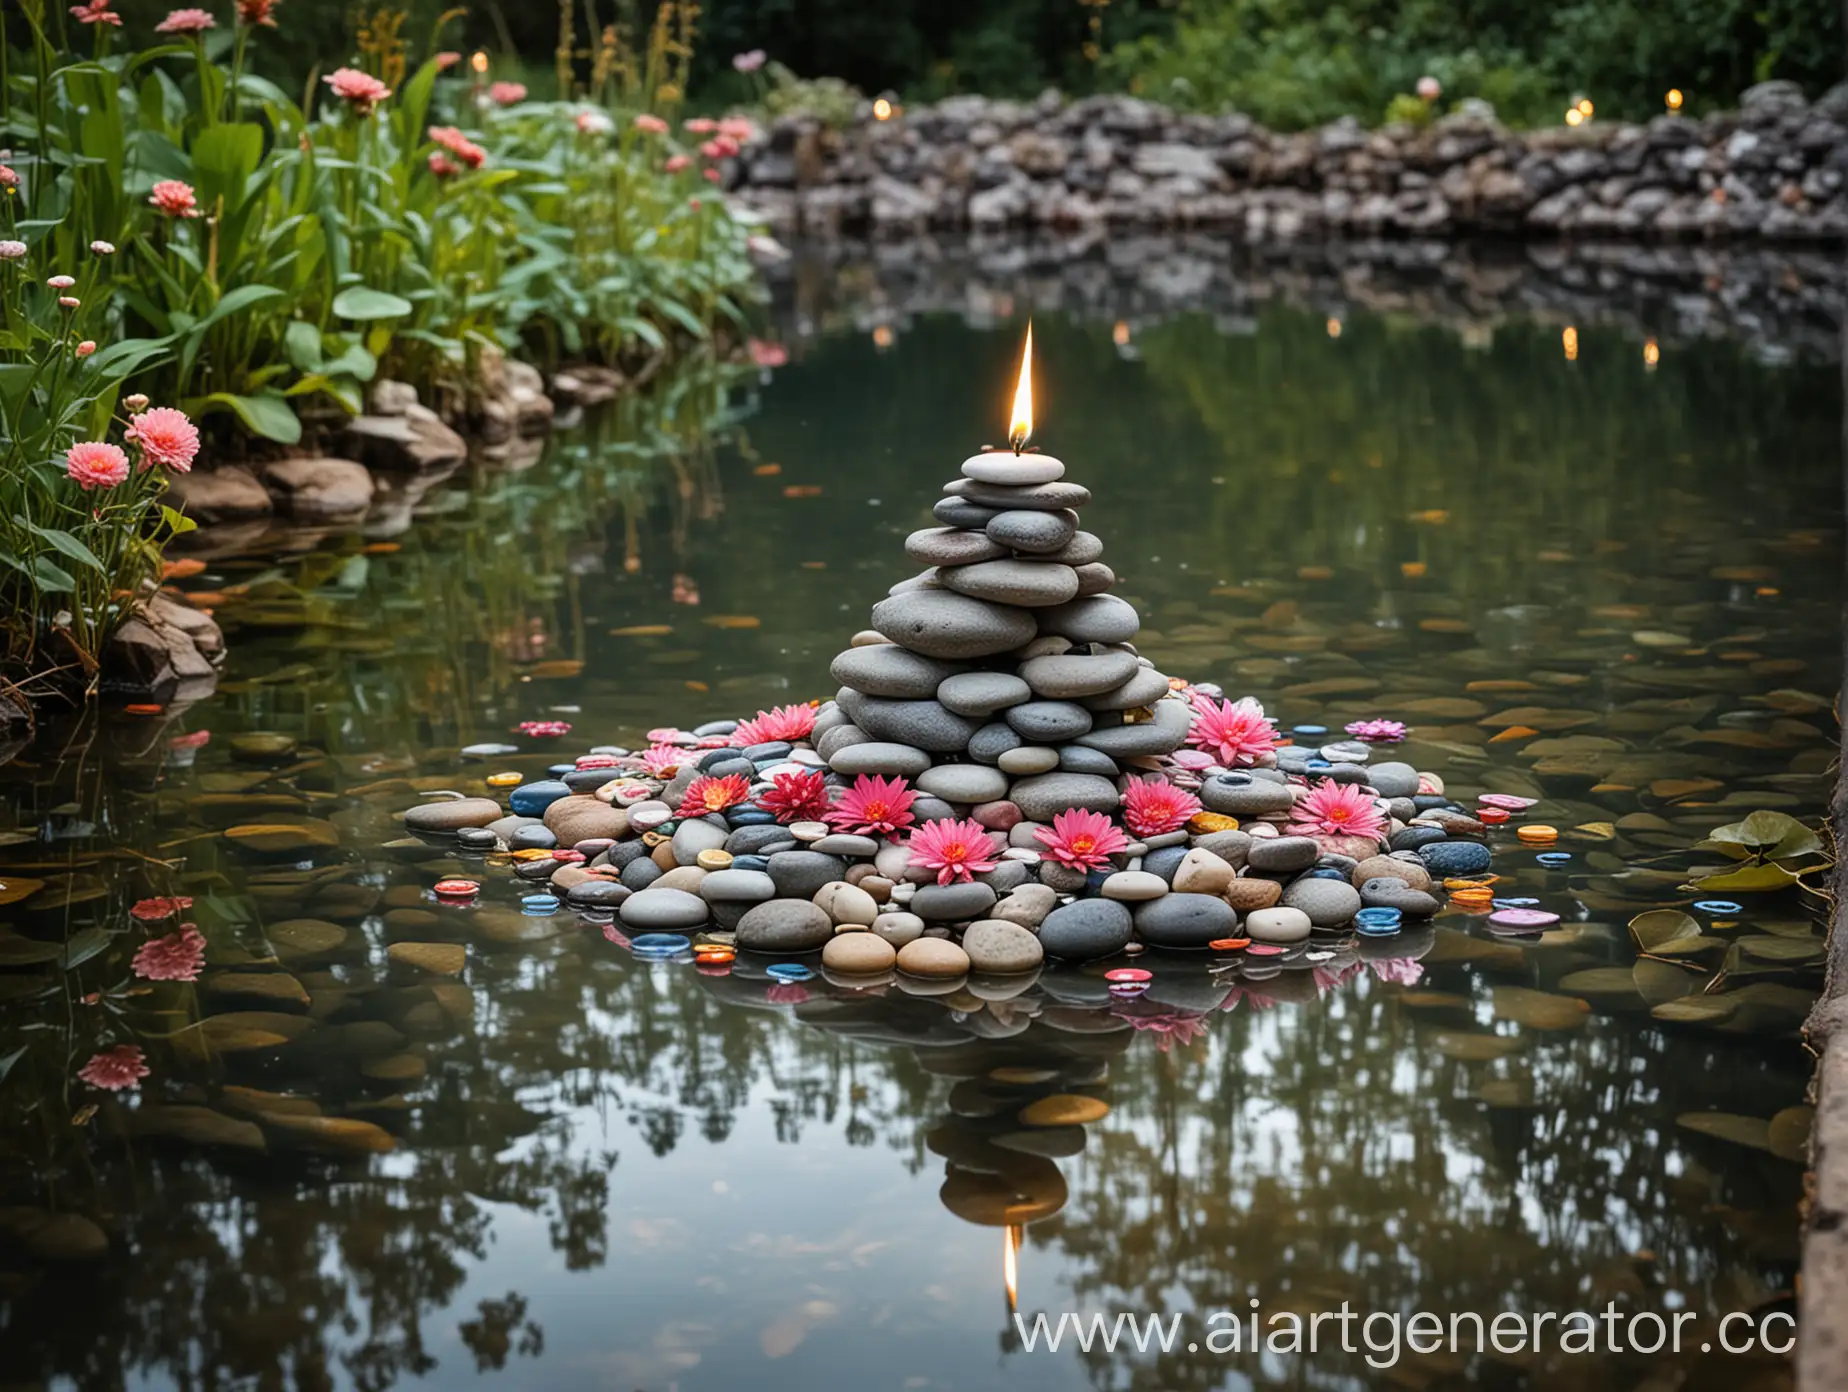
0,253,1841,1391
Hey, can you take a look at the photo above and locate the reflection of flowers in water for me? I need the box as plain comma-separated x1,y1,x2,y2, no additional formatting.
1345,718,1408,744
79,1045,150,1091
671,573,700,605
766,984,811,1006
1115,1007,1212,1051
1369,957,1425,987
601,923,631,948
132,924,206,982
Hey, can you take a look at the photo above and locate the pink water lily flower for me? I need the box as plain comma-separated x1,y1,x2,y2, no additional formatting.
132,923,207,982
1033,808,1129,873
907,817,1002,885
78,1045,149,1090
676,774,749,818
1345,718,1407,744
1286,779,1387,846
825,774,915,837
1187,693,1277,767
729,703,815,746
664,154,690,173
1121,776,1202,838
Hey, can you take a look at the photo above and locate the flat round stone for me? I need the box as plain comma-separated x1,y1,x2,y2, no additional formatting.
1133,893,1236,948
904,527,1008,567
829,645,964,698
1101,871,1168,901
997,745,1060,775
1046,531,1104,566
812,833,881,857
1245,906,1312,943
403,798,504,833
617,887,709,929
986,509,1078,555
828,742,933,777
1202,773,1297,818
736,898,832,952
938,671,1032,717
1005,701,1093,741
822,932,896,973
1073,562,1115,595
940,559,1080,607
967,722,1024,764
1038,899,1132,961
911,881,998,921
1279,877,1362,927
961,918,1045,973
699,869,777,902
1019,650,1141,698
945,477,1091,511
1079,665,1171,711
1009,772,1119,821
961,450,1066,485
917,764,1010,803
871,590,1038,660
1038,595,1140,644
1074,698,1191,757
934,497,1001,529
766,850,848,899
850,698,979,753
896,937,971,978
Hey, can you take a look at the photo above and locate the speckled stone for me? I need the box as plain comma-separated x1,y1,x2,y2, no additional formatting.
1072,562,1116,596
1074,698,1191,757
1279,877,1362,927
850,698,980,753
1046,531,1105,566
986,509,1078,555
814,880,880,926
1245,836,1321,873
767,851,848,900
871,590,1038,660
961,919,1045,973
736,899,832,953
829,644,964,698
1101,870,1168,901
935,497,1001,529
699,869,776,902
872,911,926,947
1224,876,1283,911
944,477,1091,511
822,932,897,973
1079,665,1171,712
912,881,998,922
968,722,1025,765
1417,840,1493,876
1038,899,1133,962
990,882,1057,928
997,746,1060,775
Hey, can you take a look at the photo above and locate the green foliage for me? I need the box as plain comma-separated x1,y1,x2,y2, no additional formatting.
1105,0,1842,129
1383,92,1434,127
756,63,863,128
0,0,761,694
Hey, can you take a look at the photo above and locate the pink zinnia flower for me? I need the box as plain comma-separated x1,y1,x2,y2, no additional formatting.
676,773,750,818
132,923,206,982
131,895,195,920
58,296,80,309
0,241,24,260
70,0,122,25
825,774,915,837
702,166,721,183
1187,693,1277,767
126,407,200,473
664,154,690,173
1345,718,1407,744
434,50,461,69
633,113,669,134
732,49,766,73
718,116,756,141
236,0,279,24
1416,75,1442,102
325,68,393,115
78,1045,149,1090
64,442,129,491
0,168,17,189
907,817,1002,885
46,275,75,289
1286,779,1387,845
428,125,487,169
149,179,200,218
747,339,788,368
90,240,115,254
487,81,527,106
759,768,829,824
1033,808,1130,872
429,152,460,178
730,703,813,745
155,7,216,34
576,110,613,134
1121,776,1203,838
684,117,717,134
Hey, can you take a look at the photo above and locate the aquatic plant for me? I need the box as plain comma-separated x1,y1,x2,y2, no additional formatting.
759,768,829,823
676,773,750,817
1286,779,1387,845
1121,776,1202,837
729,703,816,745
1345,718,1407,743
1185,693,1277,767
1034,808,1130,872
907,817,1003,884
825,774,915,837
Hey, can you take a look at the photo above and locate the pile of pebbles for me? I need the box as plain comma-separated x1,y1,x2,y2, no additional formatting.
402,448,1501,979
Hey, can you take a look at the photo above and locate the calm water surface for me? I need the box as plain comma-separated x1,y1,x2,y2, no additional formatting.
0,272,1841,1391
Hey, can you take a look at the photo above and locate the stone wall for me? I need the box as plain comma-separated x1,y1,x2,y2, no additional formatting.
733,80,1848,242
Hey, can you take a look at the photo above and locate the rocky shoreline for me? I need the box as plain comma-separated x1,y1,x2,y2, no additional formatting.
733,80,1848,243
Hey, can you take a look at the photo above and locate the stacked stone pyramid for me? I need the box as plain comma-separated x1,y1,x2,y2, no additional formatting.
823,447,1192,822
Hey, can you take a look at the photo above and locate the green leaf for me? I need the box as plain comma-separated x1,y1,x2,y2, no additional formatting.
85,334,174,384
160,505,198,538
283,320,324,372
1692,862,1801,894
0,1045,26,1082
199,391,302,444
194,283,286,335
1628,910,1702,954
60,927,113,970
23,525,104,573
331,286,413,321
29,556,76,591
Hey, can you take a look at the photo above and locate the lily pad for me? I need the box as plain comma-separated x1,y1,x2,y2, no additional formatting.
1633,958,1701,1006
1691,863,1801,894
1652,996,1738,1025
1429,1031,1525,1062
1738,935,1825,966
1629,909,1702,953
1493,986,1590,1030
1768,1106,1814,1163
0,877,46,907
1558,967,1644,997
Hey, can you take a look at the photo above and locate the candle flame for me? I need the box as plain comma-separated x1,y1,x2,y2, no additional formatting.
1003,1224,1020,1310
1008,324,1033,452
470,50,489,75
